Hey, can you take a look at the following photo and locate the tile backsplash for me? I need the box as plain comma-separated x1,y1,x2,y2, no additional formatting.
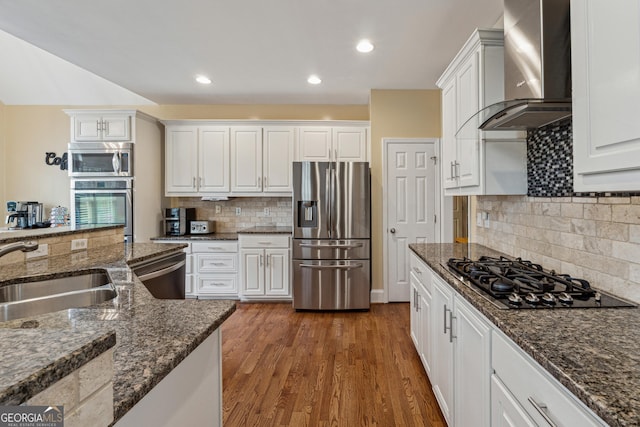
474,195,640,303
527,119,573,197
170,197,292,232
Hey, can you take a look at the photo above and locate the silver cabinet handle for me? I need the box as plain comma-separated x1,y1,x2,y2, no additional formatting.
258,241,272,245
390,228,396,234
192,177,196,188
96,119,101,133
412,267,422,275
527,398,558,427
450,161,455,180
260,254,263,266
266,254,270,266
199,176,203,186
444,304,456,342
455,161,460,178
264,176,267,187
258,176,261,188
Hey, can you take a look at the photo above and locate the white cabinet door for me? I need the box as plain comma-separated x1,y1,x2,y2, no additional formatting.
455,53,480,188
572,0,640,191
263,127,294,192
265,249,290,296
102,115,132,141
454,296,491,427
491,375,537,427
333,127,367,161
73,114,131,142
240,250,264,296
165,127,198,194
431,276,454,425
199,127,230,192
298,127,332,161
441,79,458,189
231,127,262,192
418,283,432,377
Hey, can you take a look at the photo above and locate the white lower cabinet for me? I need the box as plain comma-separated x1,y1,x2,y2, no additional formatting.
410,251,604,427
239,234,291,300
192,241,238,298
492,331,606,427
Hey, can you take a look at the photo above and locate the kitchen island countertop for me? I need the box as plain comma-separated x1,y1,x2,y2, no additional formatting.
0,241,236,423
410,243,639,427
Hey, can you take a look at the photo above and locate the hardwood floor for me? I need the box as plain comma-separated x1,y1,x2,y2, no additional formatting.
221,303,446,427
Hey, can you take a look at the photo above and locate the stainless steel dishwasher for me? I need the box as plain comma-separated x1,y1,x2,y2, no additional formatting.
130,251,186,299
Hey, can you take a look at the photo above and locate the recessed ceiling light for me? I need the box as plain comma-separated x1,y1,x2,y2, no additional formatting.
356,39,374,53
195,75,212,85
307,75,322,85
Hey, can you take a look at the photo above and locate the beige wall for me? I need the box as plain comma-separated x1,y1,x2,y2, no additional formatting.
369,89,441,292
474,195,640,303
0,101,5,207
3,106,70,212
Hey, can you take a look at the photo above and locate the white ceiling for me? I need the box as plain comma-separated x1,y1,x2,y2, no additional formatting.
0,0,503,106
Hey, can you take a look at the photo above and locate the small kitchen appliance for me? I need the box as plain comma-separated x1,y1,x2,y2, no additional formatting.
189,220,215,235
6,201,44,229
447,256,636,309
164,208,195,236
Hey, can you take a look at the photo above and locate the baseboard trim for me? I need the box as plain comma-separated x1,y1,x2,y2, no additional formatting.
370,289,386,304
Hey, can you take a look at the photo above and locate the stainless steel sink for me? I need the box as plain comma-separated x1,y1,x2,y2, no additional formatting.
0,270,117,322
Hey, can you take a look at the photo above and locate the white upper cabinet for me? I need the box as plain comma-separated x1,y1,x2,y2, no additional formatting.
263,127,295,192
298,126,368,162
437,29,527,196
199,127,231,193
231,126,263,193
165,125,230,195
72,113,132,142
572,0,640,192
165,126,199,194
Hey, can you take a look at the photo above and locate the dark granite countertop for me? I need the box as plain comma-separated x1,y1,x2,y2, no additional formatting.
0,242,236,423
151,233,239,241
0,224,123,244
151,225,292,241
409,243,639,427
238,225,292,234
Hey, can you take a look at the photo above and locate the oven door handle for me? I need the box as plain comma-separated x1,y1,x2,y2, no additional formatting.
136,259,186,282
299,263,363,270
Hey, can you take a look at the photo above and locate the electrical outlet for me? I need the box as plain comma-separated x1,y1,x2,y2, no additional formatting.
264,207,270,216
483,213,491,229
26,243,48,259
476,212,483,227
71,238,88,251
235,207,241,216
215,205,221,214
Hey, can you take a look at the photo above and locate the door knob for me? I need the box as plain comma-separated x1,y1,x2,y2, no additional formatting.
390,228,396,234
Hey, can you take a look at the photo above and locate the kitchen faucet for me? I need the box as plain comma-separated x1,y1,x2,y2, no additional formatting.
0,241,39,258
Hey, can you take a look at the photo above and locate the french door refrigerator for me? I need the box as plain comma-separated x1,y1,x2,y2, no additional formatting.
292,161,371,310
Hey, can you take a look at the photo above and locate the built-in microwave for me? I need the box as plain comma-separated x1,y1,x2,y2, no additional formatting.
68,142,133,177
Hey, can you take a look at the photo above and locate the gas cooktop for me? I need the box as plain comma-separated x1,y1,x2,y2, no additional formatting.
446,256,636,310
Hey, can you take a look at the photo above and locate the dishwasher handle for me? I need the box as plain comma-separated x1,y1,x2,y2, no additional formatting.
136,259,186,282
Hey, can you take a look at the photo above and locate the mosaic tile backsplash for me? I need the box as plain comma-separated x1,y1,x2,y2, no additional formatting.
527,119,573,197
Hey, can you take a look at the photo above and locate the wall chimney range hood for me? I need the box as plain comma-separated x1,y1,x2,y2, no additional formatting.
476,0,572,131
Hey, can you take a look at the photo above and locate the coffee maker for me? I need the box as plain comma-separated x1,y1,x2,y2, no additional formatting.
6,201,44,229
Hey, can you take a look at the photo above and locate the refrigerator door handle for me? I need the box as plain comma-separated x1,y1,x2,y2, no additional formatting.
298,242,364,249
330,164,337,238
299,263,364,270
325,166,332,239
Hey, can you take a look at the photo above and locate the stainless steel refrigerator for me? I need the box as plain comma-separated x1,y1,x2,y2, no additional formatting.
292,161,371,310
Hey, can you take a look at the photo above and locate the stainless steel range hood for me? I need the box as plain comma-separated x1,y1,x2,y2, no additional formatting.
479,0,571,130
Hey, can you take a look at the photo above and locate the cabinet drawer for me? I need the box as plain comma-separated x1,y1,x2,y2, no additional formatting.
197,275,238,295
191,241,238,253
196,254,238,273
409,252,431,292
240,234,290,249
492,331,605,427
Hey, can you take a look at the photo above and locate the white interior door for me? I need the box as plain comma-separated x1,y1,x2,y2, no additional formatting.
386,140,437,302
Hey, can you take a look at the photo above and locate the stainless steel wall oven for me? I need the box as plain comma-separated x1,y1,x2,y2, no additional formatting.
70,179,133,242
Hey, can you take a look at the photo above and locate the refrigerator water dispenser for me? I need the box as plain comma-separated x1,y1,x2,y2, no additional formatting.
297,201,317,228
